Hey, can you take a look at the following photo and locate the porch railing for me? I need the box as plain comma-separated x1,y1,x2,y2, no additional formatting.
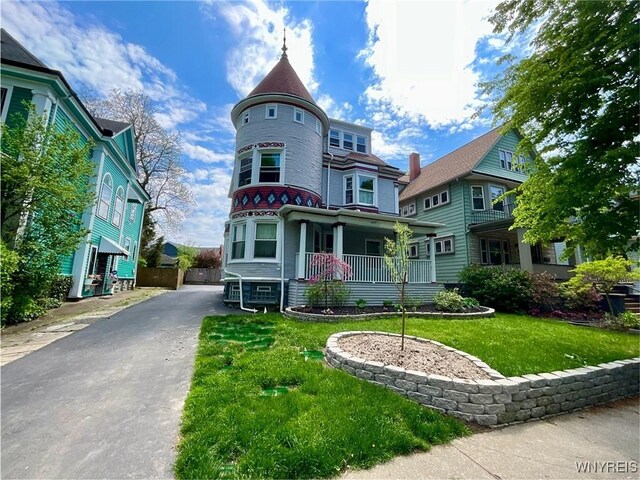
471,202,515,225
295,253,431,283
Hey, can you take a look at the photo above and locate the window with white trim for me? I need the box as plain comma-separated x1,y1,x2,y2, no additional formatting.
97,173,113,220
356,135,366,153
408,243,419,258
344,175,354,204
358,175,375,205
124,237,131,261
112,186,125,227
0,88,7,118
423,189,449,210
259,152,281,183
490,185,505,211
343,133,354,151
365,239,382,256
132,242,137,263
231,224,246,259
87,245,98,275
266,104,277,119
316,119,322,135
480,238,510,264
329,129,340,147
238,155,252,187
401,206,409,217
407,203,416,215
242,111,250,125
293,108,304,124
499,149,526,173
129,203,137,222
471,185,485,210
254,222,277,258
426,235,455,256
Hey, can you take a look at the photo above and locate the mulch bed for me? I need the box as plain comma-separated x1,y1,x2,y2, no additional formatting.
292,305,487,315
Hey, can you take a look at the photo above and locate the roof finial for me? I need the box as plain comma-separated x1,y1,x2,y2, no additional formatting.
281,27,288,58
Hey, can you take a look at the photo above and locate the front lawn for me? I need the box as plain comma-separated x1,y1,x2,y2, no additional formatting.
175,313,639,479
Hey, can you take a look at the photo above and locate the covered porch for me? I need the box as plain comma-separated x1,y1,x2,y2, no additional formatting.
280,206,444,306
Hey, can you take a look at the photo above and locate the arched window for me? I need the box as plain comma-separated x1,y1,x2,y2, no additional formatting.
97,173,113,220
112,186,125,227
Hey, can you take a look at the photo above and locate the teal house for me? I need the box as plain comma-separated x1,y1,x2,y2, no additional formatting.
1,29,149,298
398,128,582,284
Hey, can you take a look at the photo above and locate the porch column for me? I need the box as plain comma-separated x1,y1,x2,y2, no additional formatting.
574,247,583,265
517,228,533,273
297,220,308,279
333,222,344,262
428,235,437,283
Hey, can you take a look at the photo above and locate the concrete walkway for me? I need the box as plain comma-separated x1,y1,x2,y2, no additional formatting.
343,396,640,479
1,285,235,479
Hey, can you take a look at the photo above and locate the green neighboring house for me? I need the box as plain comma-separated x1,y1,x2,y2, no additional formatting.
398,127,582,284
1,29,150,298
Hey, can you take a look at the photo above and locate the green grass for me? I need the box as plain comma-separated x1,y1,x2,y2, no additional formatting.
175,313,639,479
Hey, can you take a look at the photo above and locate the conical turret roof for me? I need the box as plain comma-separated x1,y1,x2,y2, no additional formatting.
247,54,316,105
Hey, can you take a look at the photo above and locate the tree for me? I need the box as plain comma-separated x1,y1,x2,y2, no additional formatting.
482,0,639,258
565,257,640,316
194,249,222,269
1,104,95,323
83,89,194,238
308,253,352,310
177,245,199,270
146,236,165,268
383,222,413,351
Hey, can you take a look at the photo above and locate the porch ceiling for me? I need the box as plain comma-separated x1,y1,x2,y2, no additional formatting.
279,205,443,235
469,218,514,233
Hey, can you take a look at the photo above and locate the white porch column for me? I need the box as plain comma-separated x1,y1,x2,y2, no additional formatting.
297,220,308,279
517,228,534,273
333,223,344,261
428,235,437,283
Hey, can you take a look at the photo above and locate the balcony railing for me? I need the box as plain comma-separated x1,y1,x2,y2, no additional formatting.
471,202,515,225
296,253,432,283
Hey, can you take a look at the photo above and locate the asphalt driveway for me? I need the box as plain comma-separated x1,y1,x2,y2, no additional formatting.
1,285,236,479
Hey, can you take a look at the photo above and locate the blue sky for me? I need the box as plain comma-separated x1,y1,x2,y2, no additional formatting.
2,0,514,247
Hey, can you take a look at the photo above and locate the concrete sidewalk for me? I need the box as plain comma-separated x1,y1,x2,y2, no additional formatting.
343,397,640,479
0,287,167,366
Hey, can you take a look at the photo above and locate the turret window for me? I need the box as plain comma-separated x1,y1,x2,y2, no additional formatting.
266,104,277,119
232,224,246,259
293,108,304,124
259,152,281,183
238,156,252,186
242,111,250,125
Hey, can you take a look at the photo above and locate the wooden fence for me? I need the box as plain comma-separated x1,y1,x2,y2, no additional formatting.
136,267,184,290
184,268,222,284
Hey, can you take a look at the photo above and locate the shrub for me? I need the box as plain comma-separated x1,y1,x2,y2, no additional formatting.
561,282,601,312
304,280,350,308
49,275,73,301
9,294,46,323
355,298,367,310
304,282,324,307
603,311,640,330
433,289,465,312
530,272,563,312
405,296,423,312
1,242,20,326
462,297,480,309
459,264,532,312
382,299,394,308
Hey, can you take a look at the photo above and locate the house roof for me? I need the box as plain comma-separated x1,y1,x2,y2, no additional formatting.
344,151,391,168
398,127,502,201
95,117,131,136
246,54,316,105
0,29,47,68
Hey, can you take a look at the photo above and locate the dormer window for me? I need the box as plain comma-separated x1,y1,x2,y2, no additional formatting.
266,104,277,119
329,129,340,147
343,133,354,151
356,135,366,153
499,149,526,173
293,108,304,124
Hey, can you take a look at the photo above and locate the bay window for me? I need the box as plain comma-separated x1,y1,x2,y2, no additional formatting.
358,175,375,205
254,223,277,258
238,156,252,186
232,224,246,259
490,185,505,211
345,175,354,204
471,185,485,210
259,152,281,182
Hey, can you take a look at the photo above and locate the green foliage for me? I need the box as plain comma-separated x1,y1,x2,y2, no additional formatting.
304,281,350,308
304,282,324,307
49,275,73,301
383,222,414,349
617,312,639,330
382,299,394,308
459,264,532,312
177,245,199,270
462,297,480,309
137,257,148,268
433,289,465,312
145,235,164,267
405,296,423,312
482,0,639,258
355,298,367,310
1,103,95,324
1,241,20,325
565,257,640,315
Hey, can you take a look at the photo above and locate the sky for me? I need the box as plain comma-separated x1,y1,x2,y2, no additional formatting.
2,0,518,247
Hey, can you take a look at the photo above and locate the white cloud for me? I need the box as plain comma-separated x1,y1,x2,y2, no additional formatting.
2,1,203,129
183,143,235,164
361,0,499,128
317,94,353,121
210,0,317,99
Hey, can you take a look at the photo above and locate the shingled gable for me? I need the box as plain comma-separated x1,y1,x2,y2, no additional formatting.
247,54,317,105
398,127,503,201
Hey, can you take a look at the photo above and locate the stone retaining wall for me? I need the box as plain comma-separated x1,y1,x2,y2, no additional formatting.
325,331,640,426
285,307,495,323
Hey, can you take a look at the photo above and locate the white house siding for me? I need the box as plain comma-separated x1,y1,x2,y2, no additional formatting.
234,103,324,197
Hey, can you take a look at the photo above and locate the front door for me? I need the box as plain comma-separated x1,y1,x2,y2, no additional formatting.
94,253,110,295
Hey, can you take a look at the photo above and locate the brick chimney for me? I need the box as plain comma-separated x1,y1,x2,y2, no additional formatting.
409,152,421,181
